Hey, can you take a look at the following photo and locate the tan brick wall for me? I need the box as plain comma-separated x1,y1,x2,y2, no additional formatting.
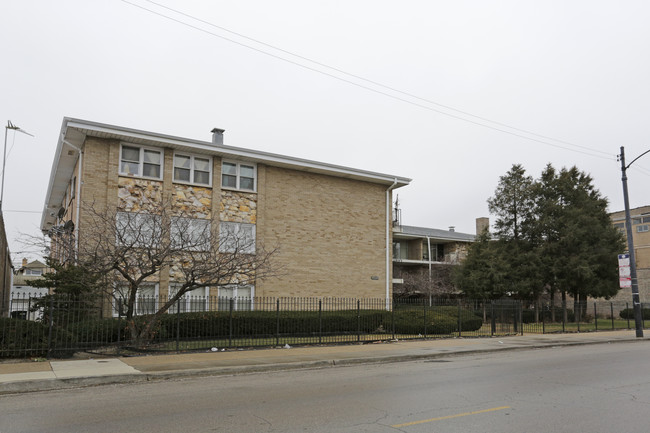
256,165,390,299
77,137,120,252
75,138,392,301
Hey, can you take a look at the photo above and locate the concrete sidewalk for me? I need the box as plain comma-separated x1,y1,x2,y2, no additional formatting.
2,330,648,394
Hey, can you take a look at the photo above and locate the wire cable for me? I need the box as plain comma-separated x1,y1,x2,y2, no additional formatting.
140,0,613,158
120,0,615,161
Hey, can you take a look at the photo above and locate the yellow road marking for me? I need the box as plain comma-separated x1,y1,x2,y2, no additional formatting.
391,405,511,428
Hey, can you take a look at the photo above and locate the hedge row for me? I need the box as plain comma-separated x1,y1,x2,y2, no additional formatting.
69,307,483,343
2,307,483,356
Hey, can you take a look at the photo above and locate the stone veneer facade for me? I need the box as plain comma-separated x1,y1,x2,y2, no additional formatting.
64,136,392,301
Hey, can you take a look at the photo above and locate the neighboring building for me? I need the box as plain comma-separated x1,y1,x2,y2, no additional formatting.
392,222,477,298
40,118,410,310
10,259,49,320
610,205,650,303
0,213,12,317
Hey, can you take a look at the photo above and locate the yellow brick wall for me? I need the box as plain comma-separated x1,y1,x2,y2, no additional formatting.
76,138,393,301
256,164,390,299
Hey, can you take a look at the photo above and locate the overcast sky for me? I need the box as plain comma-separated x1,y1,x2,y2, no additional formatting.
1,0,650,263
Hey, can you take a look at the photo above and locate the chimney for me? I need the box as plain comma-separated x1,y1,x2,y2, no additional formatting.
22,257,28,267
448,226,455,232
211,128,225,145
476,217,490,235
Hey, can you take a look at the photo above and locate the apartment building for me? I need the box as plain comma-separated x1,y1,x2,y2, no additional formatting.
392,222,477,297
611,205,650,302
40,118,410,308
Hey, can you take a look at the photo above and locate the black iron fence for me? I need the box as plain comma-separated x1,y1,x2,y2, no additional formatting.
2,293,647,358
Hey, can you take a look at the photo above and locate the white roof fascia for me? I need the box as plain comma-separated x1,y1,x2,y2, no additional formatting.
41,118,412,230
64,118,412,186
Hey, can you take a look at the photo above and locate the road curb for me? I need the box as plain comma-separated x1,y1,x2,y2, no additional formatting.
1,337,646,395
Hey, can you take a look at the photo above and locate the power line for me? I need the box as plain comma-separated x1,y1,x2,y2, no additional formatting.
141,0,613,159
120,0,615,161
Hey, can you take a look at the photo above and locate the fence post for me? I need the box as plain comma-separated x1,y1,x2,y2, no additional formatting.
276,299,280,347
512,303,518,334
228,298,234,348
423,300,427,339
457,300,462,337
391,300,395,340
594,303,597,331
357,300,361,342
520,302,524,335
641,302,645,329
46,296,54,359
175,298,181,352
491,301,496,336
562,301,566,333
611,303,615,330
542,303,545,334
318,300,322,345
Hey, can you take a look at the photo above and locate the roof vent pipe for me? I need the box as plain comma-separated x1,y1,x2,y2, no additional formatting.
211,128,225,145
449,226,455,232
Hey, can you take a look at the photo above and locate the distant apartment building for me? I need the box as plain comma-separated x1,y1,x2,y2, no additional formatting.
611,205,650,302
392,219,481,298
40,118,411,310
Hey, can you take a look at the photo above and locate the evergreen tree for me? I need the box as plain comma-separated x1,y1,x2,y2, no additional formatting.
456,163,624,312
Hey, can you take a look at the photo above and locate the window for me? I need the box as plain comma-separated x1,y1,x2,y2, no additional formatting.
393,241,408,260
173,153,212,186
171,217,210,250
219,221,256,253
25,268,43,276
70,176,76,199
218,285,253,311
643,216,650,223
120,144,162,179
632,217,642,225
116,212,162,246
113,283,158,317
168,284,209,313
222,161,256,191
638,225,649,233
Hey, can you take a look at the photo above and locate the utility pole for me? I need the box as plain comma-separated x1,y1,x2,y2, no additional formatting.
618,146,650,338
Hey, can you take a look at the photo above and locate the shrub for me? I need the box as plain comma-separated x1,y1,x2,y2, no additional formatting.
0,317,75,358
390,306,482,335
619,308,650,320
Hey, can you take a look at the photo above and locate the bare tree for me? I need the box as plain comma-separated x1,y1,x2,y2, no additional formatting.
43,201,277,342
395,265,457,299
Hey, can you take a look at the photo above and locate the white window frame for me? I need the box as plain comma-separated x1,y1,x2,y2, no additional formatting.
119,144,163,180
168,284,210,313
171,217,211,251
112,283,159,317
218,285,254,311
173,152,213,186
25,268,43,276
638,225,649,233
221,160,257,192
116,212,162,247
219,221,256,254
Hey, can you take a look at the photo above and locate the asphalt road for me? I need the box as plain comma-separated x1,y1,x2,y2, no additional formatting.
2,341,649,433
